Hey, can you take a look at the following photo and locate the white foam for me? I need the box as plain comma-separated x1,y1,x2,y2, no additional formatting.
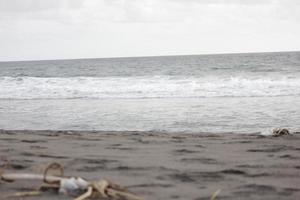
260,128,273,136
0,76,300,99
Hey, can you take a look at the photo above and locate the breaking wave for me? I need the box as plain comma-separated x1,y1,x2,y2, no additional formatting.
0,76,300,99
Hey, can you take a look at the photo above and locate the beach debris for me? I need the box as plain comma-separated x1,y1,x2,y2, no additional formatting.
0,162,143,200
272,128,290,137
3,191,42,198
210,189,221,200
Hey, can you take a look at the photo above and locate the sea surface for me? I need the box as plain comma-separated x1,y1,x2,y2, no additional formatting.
0,52,300,133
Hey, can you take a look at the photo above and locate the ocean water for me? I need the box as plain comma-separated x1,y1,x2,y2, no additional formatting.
0,52,300,133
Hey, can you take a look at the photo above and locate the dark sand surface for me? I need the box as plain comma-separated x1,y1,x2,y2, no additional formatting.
1,130,300,200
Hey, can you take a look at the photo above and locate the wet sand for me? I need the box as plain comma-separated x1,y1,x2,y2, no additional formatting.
1,130,300,200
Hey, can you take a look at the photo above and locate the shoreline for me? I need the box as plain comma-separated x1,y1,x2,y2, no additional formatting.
2,129,295,135
1,130,300,199
0,129,264,135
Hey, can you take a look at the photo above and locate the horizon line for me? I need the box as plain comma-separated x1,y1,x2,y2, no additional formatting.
1,50,300,63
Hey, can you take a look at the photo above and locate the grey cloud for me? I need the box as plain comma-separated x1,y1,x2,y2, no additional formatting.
0,0,84,23
0,0,300,61
0,0,83,13
168,0,274,5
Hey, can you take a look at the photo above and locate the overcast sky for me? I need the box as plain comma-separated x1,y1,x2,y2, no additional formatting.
0,0,300,61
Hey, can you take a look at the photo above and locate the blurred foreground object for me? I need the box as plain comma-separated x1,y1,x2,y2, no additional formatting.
0,162,143,200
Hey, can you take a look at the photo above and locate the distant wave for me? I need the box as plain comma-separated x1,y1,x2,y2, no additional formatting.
0,76,300,99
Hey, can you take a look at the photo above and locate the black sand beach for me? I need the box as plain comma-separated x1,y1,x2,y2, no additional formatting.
1,130,300,200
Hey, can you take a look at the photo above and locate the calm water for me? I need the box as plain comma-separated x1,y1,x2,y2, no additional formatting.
0,52,300,133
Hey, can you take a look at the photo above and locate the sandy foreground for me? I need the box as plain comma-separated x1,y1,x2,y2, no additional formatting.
0,130,300,200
